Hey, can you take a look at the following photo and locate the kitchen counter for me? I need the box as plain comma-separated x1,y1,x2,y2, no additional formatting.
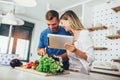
0,66,119,80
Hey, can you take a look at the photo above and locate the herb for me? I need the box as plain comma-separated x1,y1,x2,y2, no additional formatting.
36,54,64,74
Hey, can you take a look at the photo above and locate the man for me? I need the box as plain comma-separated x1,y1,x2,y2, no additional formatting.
37,10,71,70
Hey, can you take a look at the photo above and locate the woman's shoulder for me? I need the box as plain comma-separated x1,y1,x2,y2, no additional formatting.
78,29,92,41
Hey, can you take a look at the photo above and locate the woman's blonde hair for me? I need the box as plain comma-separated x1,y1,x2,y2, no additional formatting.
60,10,84,30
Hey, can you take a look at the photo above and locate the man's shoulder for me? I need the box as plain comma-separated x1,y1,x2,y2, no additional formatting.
59,26,71,35
59,26,67,32
59,26,64,30
41,28,49,34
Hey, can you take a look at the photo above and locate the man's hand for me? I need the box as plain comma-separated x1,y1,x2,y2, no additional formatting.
37,48,46,56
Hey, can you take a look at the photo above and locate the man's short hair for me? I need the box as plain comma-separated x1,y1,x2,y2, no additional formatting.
46,10,59,20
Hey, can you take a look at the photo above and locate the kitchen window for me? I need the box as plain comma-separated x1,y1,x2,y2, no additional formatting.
0,21,34,62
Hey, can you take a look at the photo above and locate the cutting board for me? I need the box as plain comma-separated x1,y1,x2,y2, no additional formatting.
15,67,70,76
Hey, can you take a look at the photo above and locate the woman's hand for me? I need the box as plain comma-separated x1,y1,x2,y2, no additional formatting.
64,43,87,60
64,43,76,52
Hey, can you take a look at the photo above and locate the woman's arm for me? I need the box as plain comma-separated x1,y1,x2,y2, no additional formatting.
58,52,69,61
64,43,87,60
72,48,87,60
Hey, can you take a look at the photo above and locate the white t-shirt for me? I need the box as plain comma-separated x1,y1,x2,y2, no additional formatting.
67,30,95,74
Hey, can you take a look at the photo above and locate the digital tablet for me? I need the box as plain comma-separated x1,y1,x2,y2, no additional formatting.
48,34,73,49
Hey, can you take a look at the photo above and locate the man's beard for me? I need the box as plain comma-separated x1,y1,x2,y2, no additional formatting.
50,26,60,32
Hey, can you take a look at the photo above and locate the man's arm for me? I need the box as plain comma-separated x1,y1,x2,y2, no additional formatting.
58,52,69,62
37,48,46,56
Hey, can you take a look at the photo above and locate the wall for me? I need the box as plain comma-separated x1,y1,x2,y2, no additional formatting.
16,15,47,61
90,1,120,74
30,21,46,61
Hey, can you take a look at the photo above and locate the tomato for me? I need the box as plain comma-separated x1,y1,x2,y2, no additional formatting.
27,61,35,68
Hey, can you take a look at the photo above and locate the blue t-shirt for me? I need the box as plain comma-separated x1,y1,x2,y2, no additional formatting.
38,26,71,56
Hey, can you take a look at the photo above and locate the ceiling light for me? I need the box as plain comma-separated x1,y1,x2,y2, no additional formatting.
1,10,24,25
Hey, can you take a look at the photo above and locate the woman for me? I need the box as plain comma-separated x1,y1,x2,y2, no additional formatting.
60,10,94,74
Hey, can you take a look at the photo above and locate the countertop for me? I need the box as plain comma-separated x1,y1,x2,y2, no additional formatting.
0,66,119,80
